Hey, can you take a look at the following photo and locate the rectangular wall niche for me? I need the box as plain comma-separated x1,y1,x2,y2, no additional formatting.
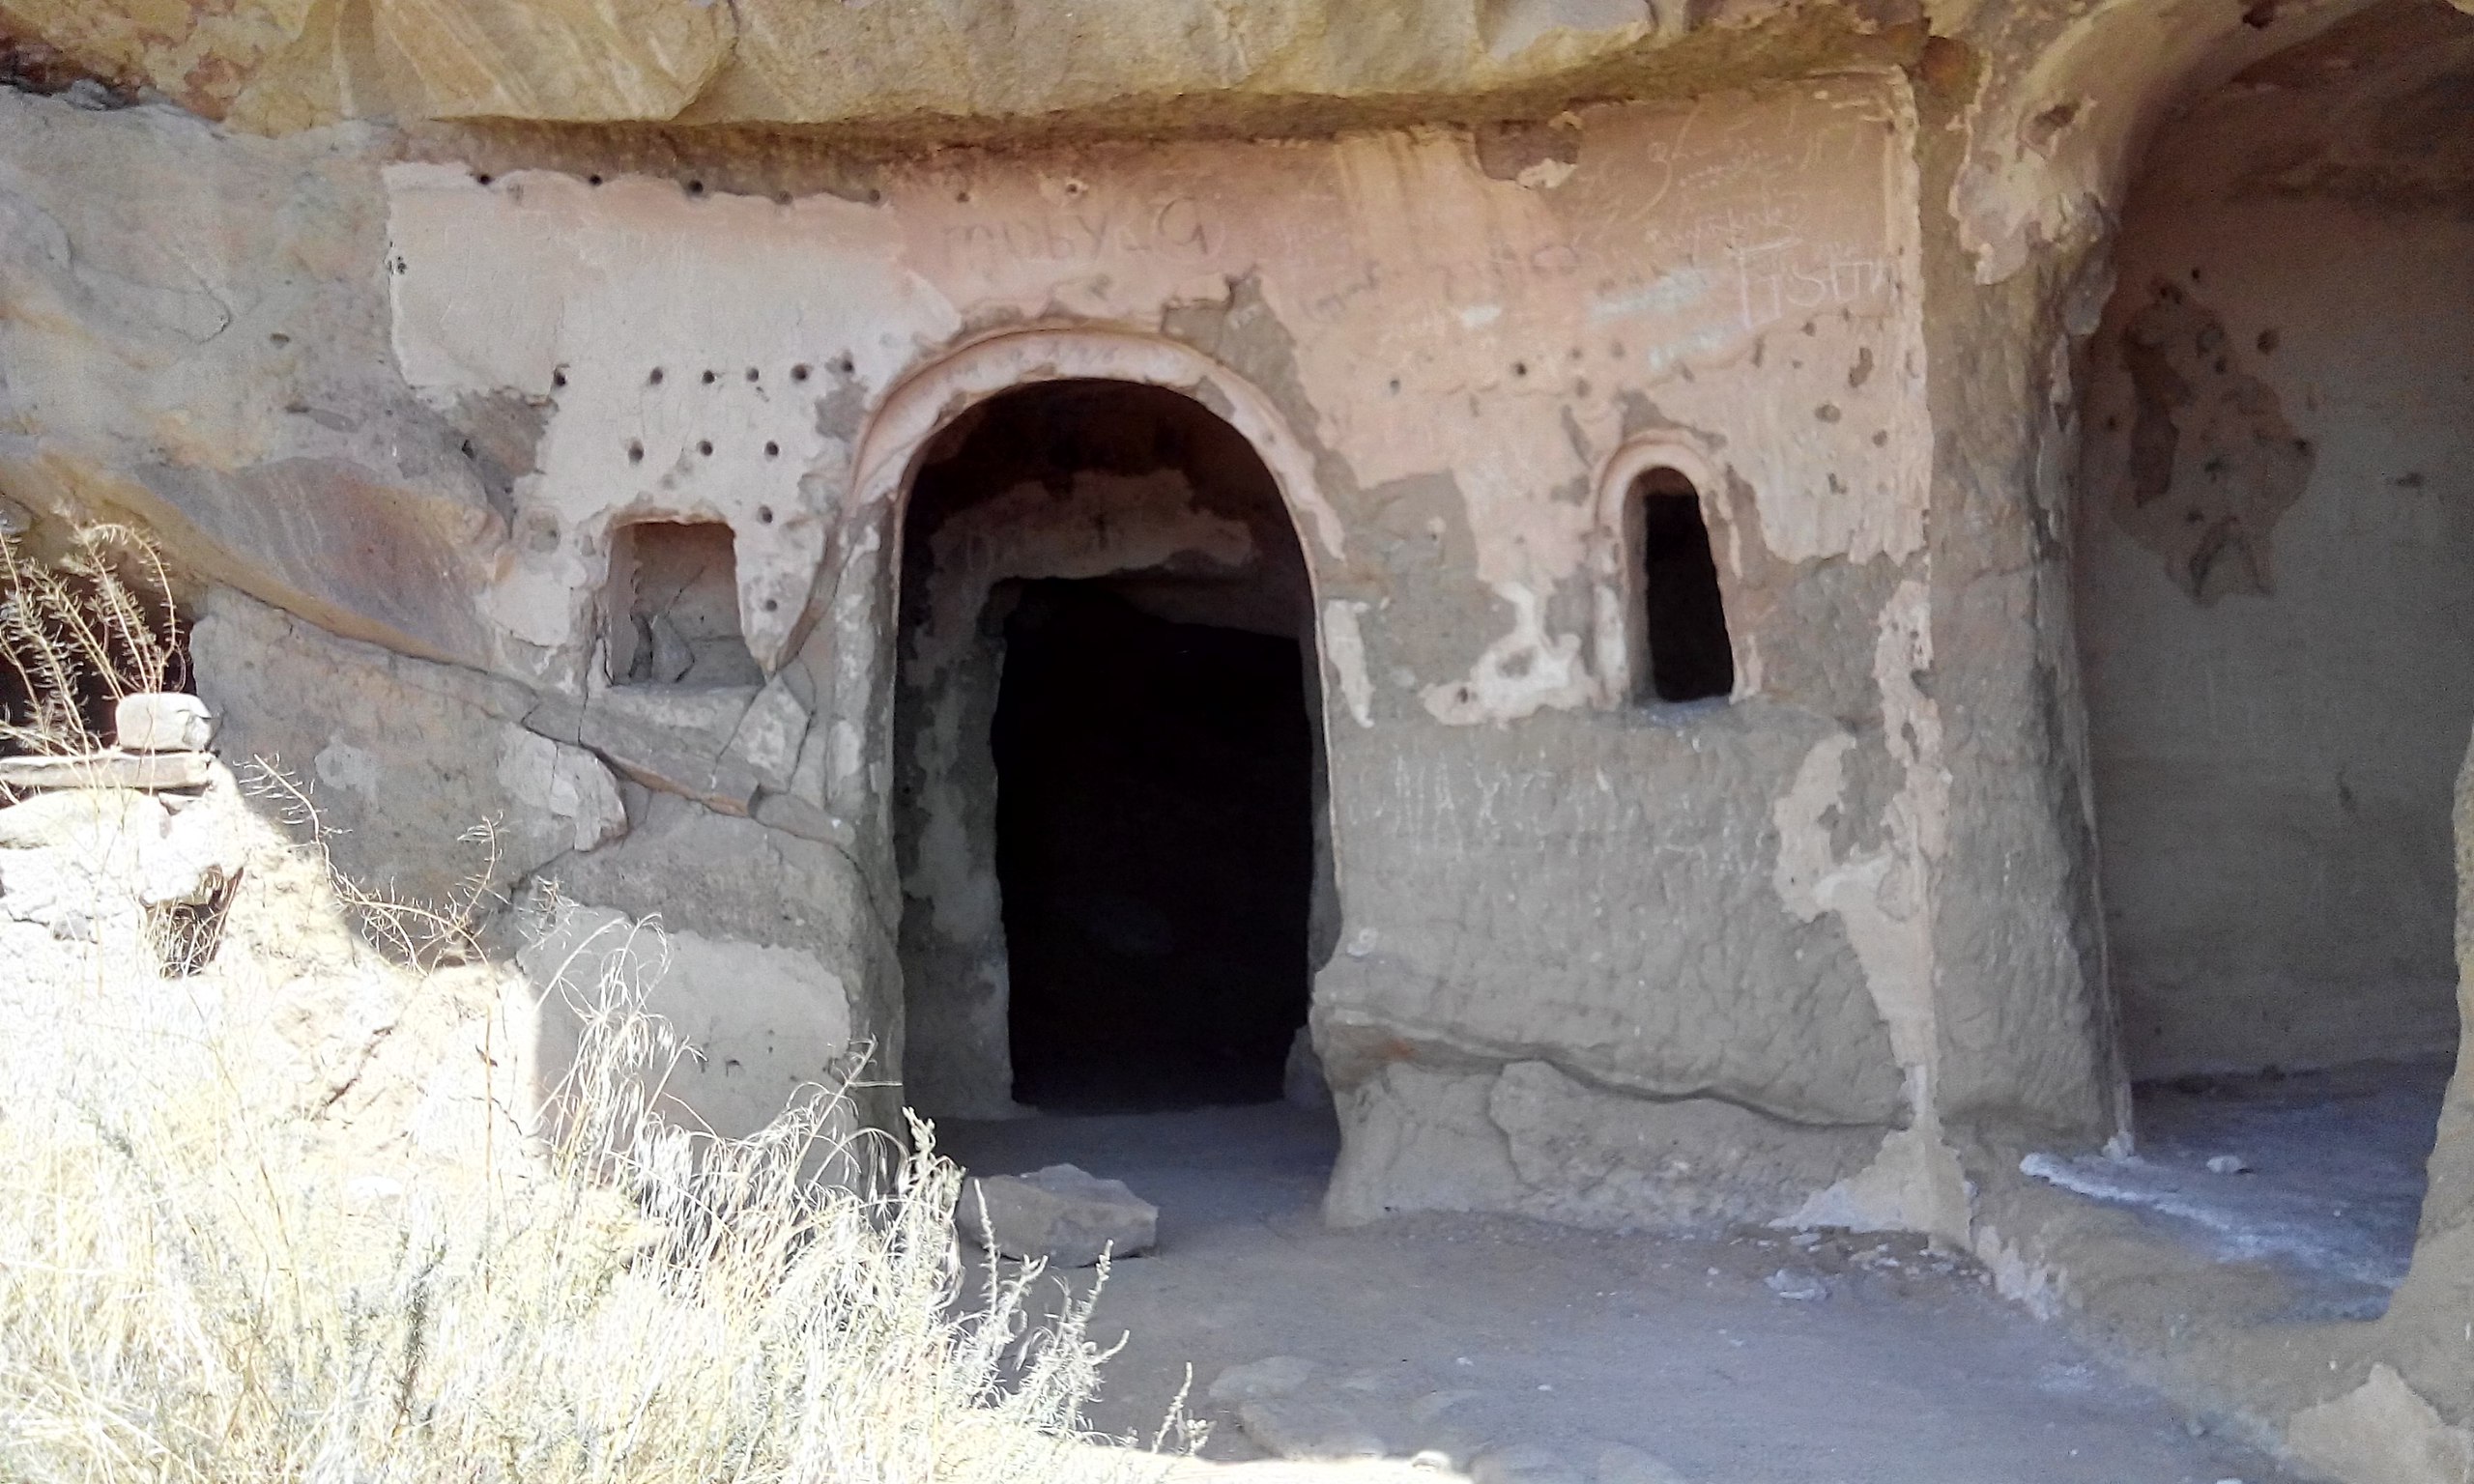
603,520,763,687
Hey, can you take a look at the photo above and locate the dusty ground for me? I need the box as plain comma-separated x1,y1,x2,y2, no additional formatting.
2023,1059,2450,1323
941,1105,2311,1484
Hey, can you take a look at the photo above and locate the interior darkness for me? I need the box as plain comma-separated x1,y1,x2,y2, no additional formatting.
1637,469,1735,703
895,379,1325,1117
994,580,1313,1111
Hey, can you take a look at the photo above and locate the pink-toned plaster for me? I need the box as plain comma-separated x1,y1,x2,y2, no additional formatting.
386,73,1988,1230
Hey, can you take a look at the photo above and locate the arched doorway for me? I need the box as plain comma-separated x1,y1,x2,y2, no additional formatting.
889,377,1333,1116
2073,0,2474,1318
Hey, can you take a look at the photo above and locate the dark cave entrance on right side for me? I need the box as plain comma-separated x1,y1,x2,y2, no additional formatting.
2069,0,2474,1317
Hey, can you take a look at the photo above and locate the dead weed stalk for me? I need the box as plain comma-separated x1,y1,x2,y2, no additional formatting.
0,523,184,757
0,840,1141,1484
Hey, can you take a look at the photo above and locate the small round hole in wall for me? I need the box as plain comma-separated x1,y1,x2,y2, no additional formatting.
758,504,775,524
649,368,665,385
473,172,493,186
746,367,761,383
791,363,811,382
686,179,706,197
697,439,714,457
763,442,780,459
763,598,779,613
552,369,567,388
587,174,604,186
831,355,853,375
1512,361,1529,378
702,369,718,385
627,440,645,463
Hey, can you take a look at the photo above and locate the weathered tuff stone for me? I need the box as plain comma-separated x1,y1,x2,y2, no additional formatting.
517,899,855,1143
3,0,1903,134
190,589,624,906
0,87,505,669
957,1163,1157,1267
114,693,215,754
0,781,248,933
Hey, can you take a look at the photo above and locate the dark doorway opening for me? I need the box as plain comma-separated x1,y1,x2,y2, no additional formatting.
1635,469,1734,703
994,581,1312,1111
892,378,1331,1120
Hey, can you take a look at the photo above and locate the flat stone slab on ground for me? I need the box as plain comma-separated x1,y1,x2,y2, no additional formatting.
959,1162,1158,1267
1235,1395,1391,1462
0,751,215,792
1210,1356,1319,1406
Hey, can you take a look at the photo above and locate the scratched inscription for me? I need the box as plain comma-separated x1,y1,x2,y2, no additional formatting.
1730,239,1896,329
940,196,1214,274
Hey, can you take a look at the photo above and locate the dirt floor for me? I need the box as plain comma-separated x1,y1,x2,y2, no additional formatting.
2023,1058,2451,1323
940,1104,2312,1484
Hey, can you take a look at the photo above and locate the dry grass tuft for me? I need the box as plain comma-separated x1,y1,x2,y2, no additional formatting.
0,523,184,758
0,519,1148,1482
0,894,1147,1484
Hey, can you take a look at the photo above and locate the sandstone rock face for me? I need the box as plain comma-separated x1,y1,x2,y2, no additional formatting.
10,5,2473,1470
190,588,624,906
0,42,2093,1245
0,0,322,121
957,1163,1158,1267
0,88,504,668
1324,1059,1883,1231
3,0,1906,134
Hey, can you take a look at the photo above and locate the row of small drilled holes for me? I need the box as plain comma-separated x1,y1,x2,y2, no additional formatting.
618,357,855,483
470,171,888,208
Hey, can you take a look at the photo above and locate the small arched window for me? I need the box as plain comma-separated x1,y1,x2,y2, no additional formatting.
1631,467,1734,703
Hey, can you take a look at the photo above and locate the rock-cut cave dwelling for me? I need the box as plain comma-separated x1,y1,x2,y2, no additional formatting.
1,0,2471,1475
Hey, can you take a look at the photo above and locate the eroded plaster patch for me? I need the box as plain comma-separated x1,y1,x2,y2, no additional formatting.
1323,597,1378,728
388,163,962,683
1421,580,1595,725
1772,577,1967,1239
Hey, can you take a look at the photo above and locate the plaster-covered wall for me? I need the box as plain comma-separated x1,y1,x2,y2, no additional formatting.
0,61,2125,1236
371,71,2040,1231
2079,0,2474,1079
